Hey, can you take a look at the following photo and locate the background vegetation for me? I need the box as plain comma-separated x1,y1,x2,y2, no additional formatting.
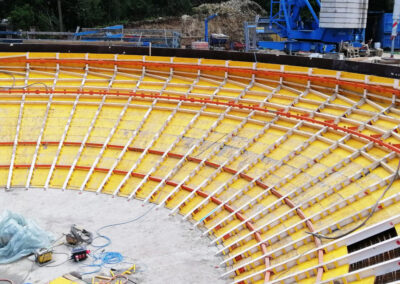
0,0,395,32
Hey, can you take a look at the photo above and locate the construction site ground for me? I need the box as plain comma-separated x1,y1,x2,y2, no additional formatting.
0,188,225,284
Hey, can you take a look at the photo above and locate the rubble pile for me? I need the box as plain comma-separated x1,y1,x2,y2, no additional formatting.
127,0,267,44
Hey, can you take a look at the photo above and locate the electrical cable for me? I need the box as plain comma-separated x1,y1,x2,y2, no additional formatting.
0,70,16,89
0,70,49,92
0,279,14,284
80,204,156,276
306,158,400,240
91,204,156,249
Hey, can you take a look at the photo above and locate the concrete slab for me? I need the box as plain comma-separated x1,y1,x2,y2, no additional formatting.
0,188,226,284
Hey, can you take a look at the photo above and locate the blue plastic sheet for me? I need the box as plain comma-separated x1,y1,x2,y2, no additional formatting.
0,210,54,264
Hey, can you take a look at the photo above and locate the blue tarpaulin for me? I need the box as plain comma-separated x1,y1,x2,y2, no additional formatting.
0,210,54,264
74,30,99,36
104,25,123,30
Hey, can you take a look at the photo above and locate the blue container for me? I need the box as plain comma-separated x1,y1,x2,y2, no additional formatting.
379,13,400,49
383,13,395,33
381,33,400,48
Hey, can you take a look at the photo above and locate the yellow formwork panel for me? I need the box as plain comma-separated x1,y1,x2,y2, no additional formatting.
204,210,230,230
88,53,115,60
227,152,257,171
25,94,53,102
36,145,58,164
97,148,121,169
246,158,275,176
386,110,400,120
67,170,88,189
49,168,68,188
0,168,8,187
139,83,164,91
102,174,125,195
321,264,349,281
360,128,380,136
149,184,174,204
110,82,137,89
387,158,400,170
233,265,265,283
275,119,298,128
345,138,366,149
273,164,296,178
0,146,12,165
77,147,101,167
58,69,84,79
338,182,363,199
117,175,142,196
372,167,391,179
110,108,148,145
319,148,351,167
267,147,291,160
87,107,122,144
30,168,50,187
152,157,179,177
269,96,293,106
358,102,381,113
152,133,177,151
58,146,80,165
179,194,204,215
347,113,372,122
165,189,190,210
322,131,345,142
85,171,107,191
303,92,326,102
187,166,216,187
384,135,400,145
164,85,190,93
105,97,129,104
210,145,240,164
65,122,98,143
186,115,216,133
115,151,142,172
229,238,260,258
130,113,171,148
192,201,218,222
214,219,243,240
202,172,232,194
214,118,241,134
11,168,29,187
0,105,21,142
320,106,347,116
19,105,46,140
192,137,224,159
353,156,372,168
339,162,363,177
135,153,161,173
14,146,35,164
136,180,159,200
373,118,399,131
367,202,400,225
331,96,354,106
44,104,73,140
286,154,310,168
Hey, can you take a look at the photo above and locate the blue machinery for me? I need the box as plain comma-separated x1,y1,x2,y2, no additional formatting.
205,14,218,43
245,0,366,54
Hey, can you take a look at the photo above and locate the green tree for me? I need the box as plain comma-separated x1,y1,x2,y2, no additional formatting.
9,4,35,30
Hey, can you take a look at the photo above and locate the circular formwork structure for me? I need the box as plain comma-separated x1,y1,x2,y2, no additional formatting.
0,48,399,283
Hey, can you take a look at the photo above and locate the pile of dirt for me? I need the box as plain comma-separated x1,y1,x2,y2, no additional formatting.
126,0,267,45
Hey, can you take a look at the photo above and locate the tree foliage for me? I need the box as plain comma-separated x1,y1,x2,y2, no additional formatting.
0,0,194,31
0,0,395,31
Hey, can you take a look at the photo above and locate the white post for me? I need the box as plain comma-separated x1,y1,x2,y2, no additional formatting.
391,0,400,57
